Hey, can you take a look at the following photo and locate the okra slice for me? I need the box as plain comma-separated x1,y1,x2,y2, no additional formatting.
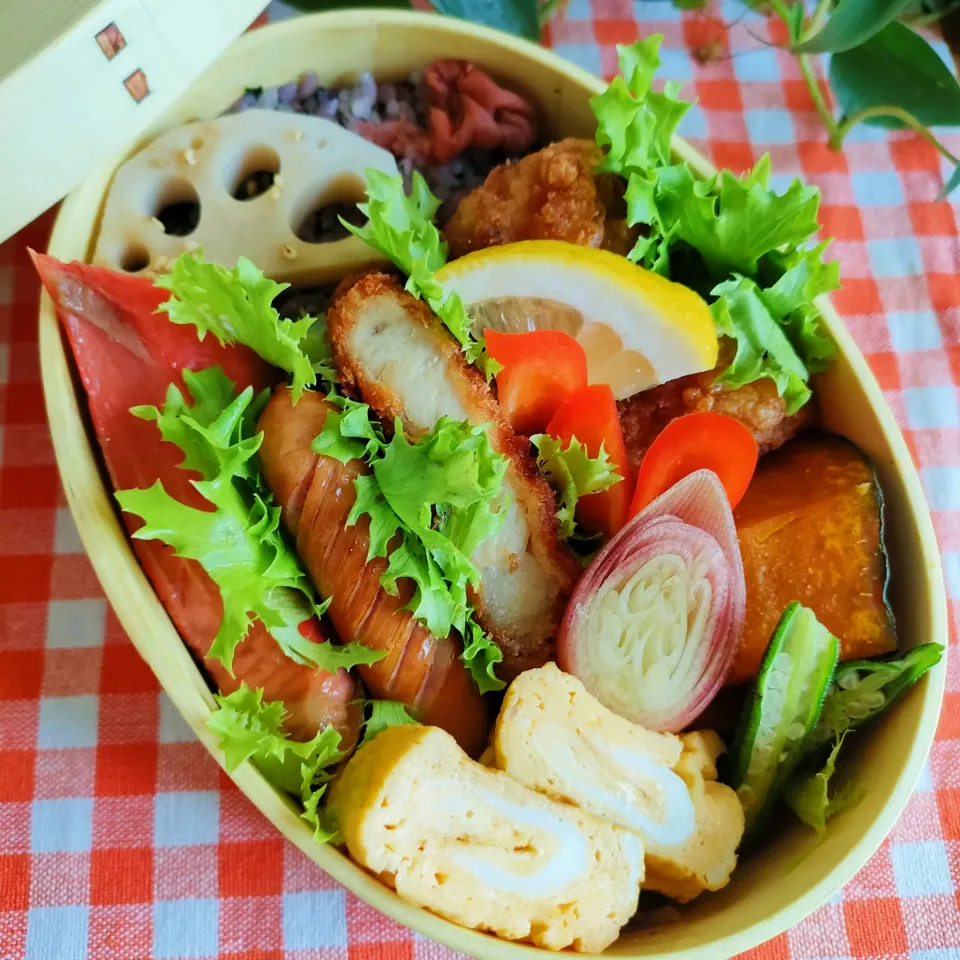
808,642,944,750
728,602,840,839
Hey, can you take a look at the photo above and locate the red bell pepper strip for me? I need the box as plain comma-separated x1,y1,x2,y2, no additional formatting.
546,383,631,538
485,329,588,437
32,253,360,745
629,411,759,518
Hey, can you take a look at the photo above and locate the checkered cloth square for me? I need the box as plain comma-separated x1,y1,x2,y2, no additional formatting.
1,3,959,958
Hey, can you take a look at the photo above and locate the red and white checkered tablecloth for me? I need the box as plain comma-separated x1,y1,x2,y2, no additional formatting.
2,2,960,958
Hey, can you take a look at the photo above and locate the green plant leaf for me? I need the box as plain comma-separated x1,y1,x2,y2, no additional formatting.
830,21,960,128
782,733,863,836
461,617,506,694
432,0,541,39
118,368,383,676
596,33,832,412
591,37,690,176
939,161,960,198
793,0,914,54
310,394,507,693
656,158,822,279
312,393,384,465
904,0,960,20
537,0,569,22
302,315,339,385
710,276,812,414
785,1,806,42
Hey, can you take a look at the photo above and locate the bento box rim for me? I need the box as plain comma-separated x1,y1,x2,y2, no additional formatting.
37,10,947,960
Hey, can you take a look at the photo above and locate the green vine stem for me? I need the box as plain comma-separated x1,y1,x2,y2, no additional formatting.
765,0,838,138
798,0,831,42
797,54,840,138
770,1,959,167
831,104,960,162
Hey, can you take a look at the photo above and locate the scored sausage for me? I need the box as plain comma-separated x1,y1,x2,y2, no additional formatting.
257,387,489,757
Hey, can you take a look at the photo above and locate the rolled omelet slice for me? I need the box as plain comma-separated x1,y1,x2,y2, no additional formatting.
329,723,644,952
493,663,744,902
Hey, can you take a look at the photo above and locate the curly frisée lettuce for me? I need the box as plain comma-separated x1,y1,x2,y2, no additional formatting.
155,253,333,398
116,367,385,676
461,618,507,696
593,36,838,411
654,158,822,279
530,434,623,540
360,699,419,745
207,684,344,841
312,393,507,692
343,169,500,379
711,277,814,414
592,34,689,176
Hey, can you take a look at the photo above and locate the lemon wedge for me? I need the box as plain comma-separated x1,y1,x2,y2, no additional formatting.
436,240,718,400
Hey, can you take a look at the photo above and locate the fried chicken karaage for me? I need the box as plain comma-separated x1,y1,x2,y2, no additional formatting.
444,138,636,258
617,342,815,472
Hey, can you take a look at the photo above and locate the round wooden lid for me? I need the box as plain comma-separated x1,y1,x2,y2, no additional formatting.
0,0,268,243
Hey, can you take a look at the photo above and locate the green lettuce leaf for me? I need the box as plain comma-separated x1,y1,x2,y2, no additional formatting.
531,433,624,539
343,169,499,378
591,35,689,175
763,245,840,373
361,700,419,745
656,158,822,279
117,367,384,675
783,733,861,837
312,393,384,464
155,253,320,400
311,395,507,691
461,617,506,694
377,418,507,633
710,277,813,415
302,314,339,385
783,643,944,836
207,683,343,842
596,36,837,412
623,170,675,273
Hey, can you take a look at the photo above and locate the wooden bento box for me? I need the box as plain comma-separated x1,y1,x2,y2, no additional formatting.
37,10,947,960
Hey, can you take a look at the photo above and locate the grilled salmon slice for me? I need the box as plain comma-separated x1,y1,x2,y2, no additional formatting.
33,253,360,745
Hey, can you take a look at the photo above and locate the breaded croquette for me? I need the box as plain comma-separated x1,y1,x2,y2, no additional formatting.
327,273,580,678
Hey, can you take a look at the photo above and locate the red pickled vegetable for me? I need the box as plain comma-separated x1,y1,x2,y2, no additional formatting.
357,60,536,165
425,59,537,163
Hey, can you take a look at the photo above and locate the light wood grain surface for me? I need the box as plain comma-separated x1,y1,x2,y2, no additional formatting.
0,0,267,243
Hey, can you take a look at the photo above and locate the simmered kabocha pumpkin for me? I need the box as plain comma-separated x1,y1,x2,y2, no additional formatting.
731,434,896,685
